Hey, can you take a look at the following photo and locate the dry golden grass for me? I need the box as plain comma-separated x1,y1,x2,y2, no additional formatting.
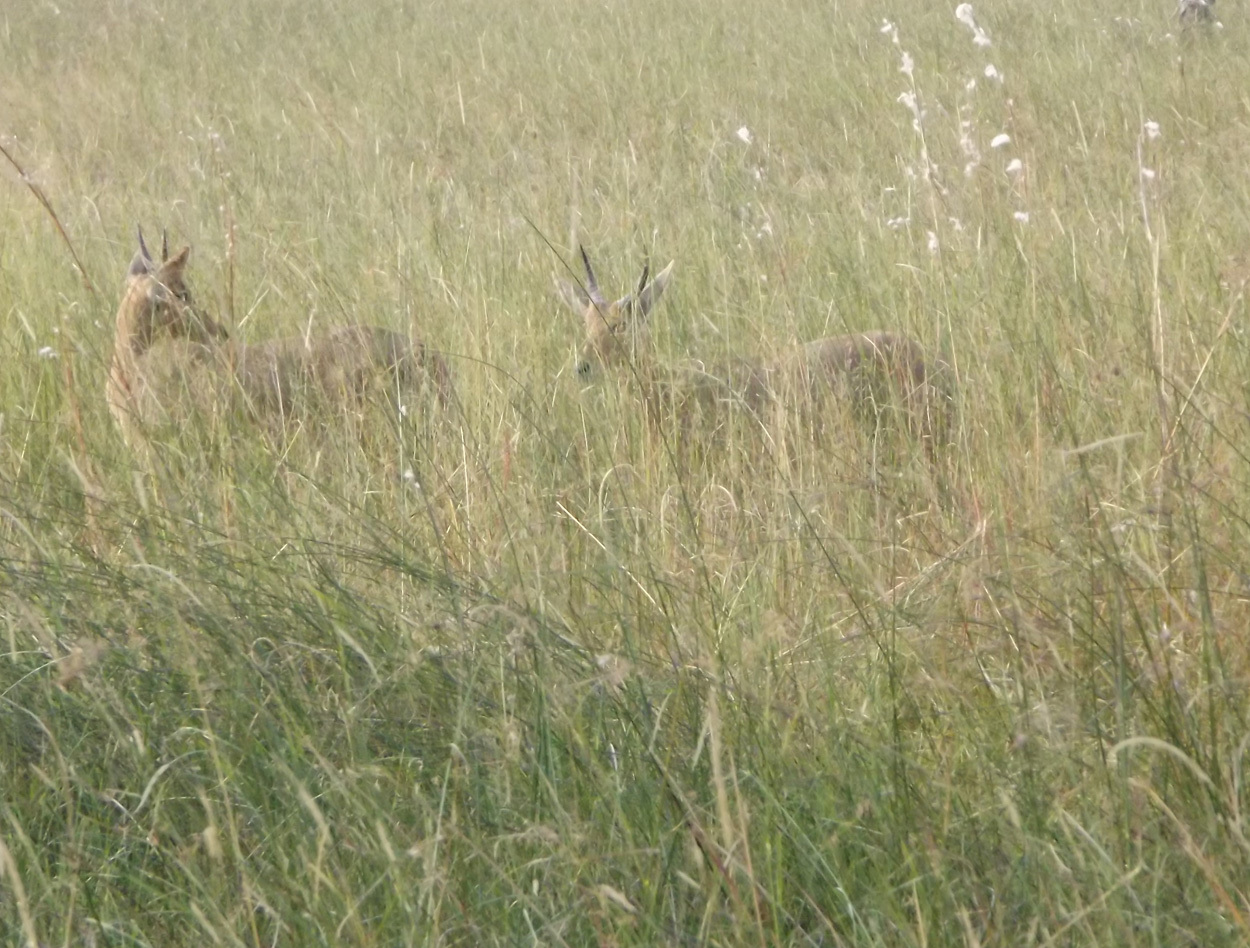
3,0,1250,943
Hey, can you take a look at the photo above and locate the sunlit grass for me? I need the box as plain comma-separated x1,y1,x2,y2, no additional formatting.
2,0,1250,944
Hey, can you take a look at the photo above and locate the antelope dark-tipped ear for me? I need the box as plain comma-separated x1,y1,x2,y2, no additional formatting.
160,244,191,277
127,249,151,280
636,260,674,317
555,276,592,315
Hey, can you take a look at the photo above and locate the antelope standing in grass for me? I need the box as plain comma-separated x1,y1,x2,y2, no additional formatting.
556,246,949,451
107,228,453,446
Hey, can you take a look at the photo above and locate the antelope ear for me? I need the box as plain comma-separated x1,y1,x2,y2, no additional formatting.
161,244,191,276
636,260,674,317
554,277,592,315
127,249,152,280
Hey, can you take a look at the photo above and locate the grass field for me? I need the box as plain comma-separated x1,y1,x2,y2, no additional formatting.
3,0,1250,943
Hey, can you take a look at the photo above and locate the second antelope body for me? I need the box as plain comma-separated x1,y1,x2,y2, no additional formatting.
557,248,948,443
107,229,452,446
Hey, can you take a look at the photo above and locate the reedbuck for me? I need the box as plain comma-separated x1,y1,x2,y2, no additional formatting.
556,247,949,451
107,228,452,445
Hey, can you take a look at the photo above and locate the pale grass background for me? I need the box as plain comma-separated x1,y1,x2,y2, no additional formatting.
2,0,1249,944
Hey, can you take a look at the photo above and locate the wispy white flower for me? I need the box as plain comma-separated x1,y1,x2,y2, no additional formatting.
1013,211,1030,223
955,3,992,46
960,119,977,148
1143,120,1161,141
736,126,753,144
960,117,981,177
927,231,940,254
984,64,1003,82
965,78,977,92
1140,167,1156,180
37,346,57,360
887,216,910,230
899,51,914,78
880,19,900,43
991,133,1011,149
1006,158,1023,174
897,92,925,130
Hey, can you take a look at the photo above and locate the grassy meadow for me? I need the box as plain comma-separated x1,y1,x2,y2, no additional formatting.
4,0,1250,943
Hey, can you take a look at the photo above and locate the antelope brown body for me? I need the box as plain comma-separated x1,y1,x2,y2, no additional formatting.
556,247,949,447
107,228,452,446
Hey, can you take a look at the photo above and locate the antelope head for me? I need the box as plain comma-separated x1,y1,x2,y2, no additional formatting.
555,246,674,380
118,226,228,353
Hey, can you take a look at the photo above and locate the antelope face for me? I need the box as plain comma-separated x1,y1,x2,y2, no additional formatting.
555,246,674,381
124,227,229,347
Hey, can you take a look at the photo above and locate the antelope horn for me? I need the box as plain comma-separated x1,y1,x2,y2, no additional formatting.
635,261,650,301
579,245,606,306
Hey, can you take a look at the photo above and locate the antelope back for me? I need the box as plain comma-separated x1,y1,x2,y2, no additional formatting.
786,330,951,444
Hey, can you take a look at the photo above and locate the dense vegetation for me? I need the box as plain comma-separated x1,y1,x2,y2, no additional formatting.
3,0,1249,943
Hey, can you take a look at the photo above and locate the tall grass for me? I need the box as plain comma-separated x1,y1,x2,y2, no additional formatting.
3,0,1250,943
